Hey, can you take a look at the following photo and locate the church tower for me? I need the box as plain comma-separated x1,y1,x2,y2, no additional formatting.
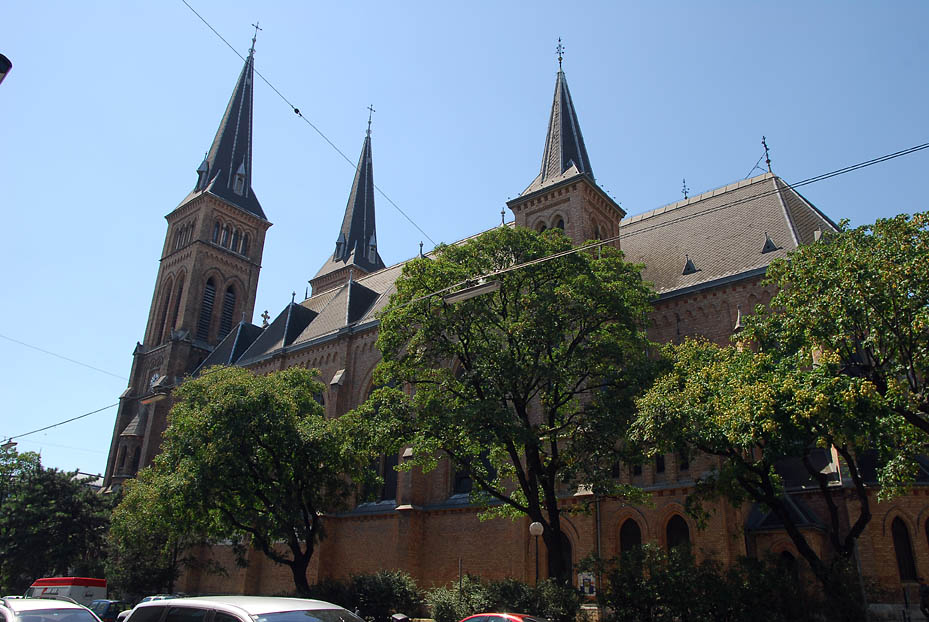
507,48,625,246
103,37,271,490
310,115,385,295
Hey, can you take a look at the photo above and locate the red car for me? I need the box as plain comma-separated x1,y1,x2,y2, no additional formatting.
460,615,549,622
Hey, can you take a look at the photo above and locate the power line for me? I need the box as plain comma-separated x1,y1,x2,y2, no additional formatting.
408,141,929,304
179,0,437,246
4,403,118,444
0,333,128,380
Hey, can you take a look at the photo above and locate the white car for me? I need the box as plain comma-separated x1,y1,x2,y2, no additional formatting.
125,597,362,622
0,597,102,622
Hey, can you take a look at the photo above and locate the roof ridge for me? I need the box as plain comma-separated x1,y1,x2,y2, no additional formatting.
622,172,775,226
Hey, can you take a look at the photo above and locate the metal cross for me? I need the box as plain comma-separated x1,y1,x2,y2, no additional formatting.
367,105,376,135
762,136,772,173
556,38,565,69
250,22,262,54
260,310,270,327
682,178,689,199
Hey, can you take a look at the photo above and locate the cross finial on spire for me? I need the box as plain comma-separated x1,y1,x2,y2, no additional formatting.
762,135,772,173
366,104,375,137
556,38,565,70
682,178,689,200
250,22,262,55
419,241,424,258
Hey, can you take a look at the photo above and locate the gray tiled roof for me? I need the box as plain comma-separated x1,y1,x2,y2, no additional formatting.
521,70,594,197
234,173,836,366
177,44,266,220
619,173,838,297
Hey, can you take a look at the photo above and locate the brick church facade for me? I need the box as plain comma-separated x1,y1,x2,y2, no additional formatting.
103,41,929,600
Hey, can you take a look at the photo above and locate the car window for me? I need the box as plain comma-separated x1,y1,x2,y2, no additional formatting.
127,609,164,622
215,614,241,622
256,609,363,622
14,608,99,622
163,609,207,622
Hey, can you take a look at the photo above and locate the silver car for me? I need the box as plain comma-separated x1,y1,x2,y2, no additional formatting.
125,597,362,622
1,597,102,622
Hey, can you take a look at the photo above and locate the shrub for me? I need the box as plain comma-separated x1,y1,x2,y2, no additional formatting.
352,570,422,622
426,575,580,622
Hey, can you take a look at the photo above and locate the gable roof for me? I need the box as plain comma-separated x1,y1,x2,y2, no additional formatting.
619,172,838,298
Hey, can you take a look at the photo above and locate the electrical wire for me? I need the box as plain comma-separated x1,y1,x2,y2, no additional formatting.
0,333,128,380
3,403,118,444
179,0,437,246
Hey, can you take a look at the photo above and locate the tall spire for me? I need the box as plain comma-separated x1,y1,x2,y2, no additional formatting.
188,37,265,219
519,43,594,197
312,117,385,288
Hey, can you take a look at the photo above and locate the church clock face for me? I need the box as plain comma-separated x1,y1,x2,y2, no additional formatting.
149,372,160,390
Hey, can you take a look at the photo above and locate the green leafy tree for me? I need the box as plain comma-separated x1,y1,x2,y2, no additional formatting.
139,366,370,595
758,212,929,439
633,337,905,615
106,466,210,601
0,449,110,592
358,226,654,582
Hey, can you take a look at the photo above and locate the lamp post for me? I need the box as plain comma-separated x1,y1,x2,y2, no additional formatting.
529,521,544,586
0,54,11,86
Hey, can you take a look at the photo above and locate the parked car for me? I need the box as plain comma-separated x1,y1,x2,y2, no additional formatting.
0,596,102,622
124,596,363,622
116,595,178,622
460,615,549,622
89,601,130,622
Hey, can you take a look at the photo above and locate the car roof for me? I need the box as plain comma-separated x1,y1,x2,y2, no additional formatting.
134,596,345,617
3,598,92,613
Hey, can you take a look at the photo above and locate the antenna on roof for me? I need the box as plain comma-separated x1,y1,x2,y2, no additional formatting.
762,136,772,173
556,38,565,71
682,178,689,200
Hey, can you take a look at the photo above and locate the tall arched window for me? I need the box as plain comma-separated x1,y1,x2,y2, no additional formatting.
892,517,917,581
555,218,565,230
156,279,173,344
620,518,642,553
130,446,141,474
169,276,185,334
560,532,573,576
666,515,690,550
231,229,240,253
196,278,216,341
219,286,237,339
241,234,249,256
212,221,221,243
221,226,230,247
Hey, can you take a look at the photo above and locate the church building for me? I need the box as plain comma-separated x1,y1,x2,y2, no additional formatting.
103,39,929,599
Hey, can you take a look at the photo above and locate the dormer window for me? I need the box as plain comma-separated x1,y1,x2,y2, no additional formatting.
196,157,209,190
233,162,247,196
368,234,377,263
334,232,347,260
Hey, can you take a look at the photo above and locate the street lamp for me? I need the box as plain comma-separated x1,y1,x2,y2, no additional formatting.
0,54,11,86
529,521,544,585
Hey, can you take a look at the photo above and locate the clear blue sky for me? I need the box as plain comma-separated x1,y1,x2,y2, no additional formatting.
1,2,927,475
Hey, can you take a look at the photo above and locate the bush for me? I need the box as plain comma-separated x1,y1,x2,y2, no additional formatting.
589,544,829,622
425,575,580,622
352,570,422,622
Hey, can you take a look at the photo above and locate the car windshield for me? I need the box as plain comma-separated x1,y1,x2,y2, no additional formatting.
89,603,111,615
14,608,100,622
256,610,363,622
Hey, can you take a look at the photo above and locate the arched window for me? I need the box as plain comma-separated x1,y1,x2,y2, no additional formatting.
221,226,230,247
666,515,690,550
555,218,565,230
196,278,216,341
212,221,220,243
560,532,573,576
241,234,249,256
536,222,547,233
169,276,185,334
778,551,799,579
620,518,642,553
156,280,173,344
892,517,917,581
173,230,182,250
656,454,665,473
117,446,126,470
130,446,141,474
184,224,193,244
219,286,237,339
231,229,240,253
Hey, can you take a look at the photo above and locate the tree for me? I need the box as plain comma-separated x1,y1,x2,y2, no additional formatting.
106,466,208,601
135,366,369,595
0,448,110,592
358,226,654,582
632,337,906,615
758,212,929,441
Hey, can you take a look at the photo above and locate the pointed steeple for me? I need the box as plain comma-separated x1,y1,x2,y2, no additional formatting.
520,65,594,197
186,37,265,219
311,118,385,293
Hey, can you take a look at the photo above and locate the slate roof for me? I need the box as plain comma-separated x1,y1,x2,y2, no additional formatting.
745,494,825,533
194,321,264,374
218,172,836,368
520,69,594,197
619,173,838,298
315,130,386,280
177,43,266,220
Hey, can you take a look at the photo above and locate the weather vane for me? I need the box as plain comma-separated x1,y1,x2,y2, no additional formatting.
762,136,772,173
367,105,376,136
250,21,262,53
556,38,565,70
